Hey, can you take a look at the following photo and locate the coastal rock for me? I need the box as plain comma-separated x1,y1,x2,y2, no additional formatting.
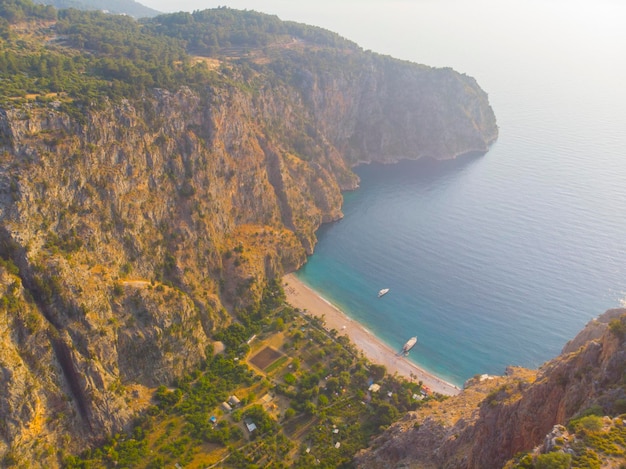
542,424,571,453
561,308,626,354
355,310,626,469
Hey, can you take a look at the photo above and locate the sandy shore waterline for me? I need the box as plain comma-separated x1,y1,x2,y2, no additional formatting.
283,273,461,396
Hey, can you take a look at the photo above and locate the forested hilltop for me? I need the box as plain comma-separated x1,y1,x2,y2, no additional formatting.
33,0,161,18
0,1,497,466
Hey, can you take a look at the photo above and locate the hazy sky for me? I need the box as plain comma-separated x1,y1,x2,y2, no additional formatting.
138,0,626,91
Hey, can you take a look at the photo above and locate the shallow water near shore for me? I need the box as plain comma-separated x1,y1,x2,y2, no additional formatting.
297,92,626,388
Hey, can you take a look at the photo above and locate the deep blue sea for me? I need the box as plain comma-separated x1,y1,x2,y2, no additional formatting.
295,3,626,386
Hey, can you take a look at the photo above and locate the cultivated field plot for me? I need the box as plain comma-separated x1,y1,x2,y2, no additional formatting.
249,346,283,370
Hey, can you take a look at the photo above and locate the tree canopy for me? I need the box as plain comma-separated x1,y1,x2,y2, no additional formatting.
0,1,361,107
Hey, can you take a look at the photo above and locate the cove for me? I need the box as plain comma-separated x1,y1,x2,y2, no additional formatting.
296,142,626,387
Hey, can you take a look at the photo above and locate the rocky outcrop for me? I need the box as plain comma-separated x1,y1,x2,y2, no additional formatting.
355,310,626,468
562,308,625,354
304,59,499,164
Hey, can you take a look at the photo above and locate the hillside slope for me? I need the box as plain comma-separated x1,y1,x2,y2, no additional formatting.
355,309,626,468
0,3,497,466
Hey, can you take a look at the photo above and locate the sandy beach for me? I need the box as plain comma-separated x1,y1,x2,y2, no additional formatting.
283,273,461,396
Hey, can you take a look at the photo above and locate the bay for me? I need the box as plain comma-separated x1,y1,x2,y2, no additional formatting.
295,1,626,387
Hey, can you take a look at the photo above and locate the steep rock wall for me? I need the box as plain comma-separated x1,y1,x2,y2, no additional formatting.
355,309,626,469
0,55,497,465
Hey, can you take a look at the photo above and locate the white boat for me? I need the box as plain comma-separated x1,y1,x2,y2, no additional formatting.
378,288,390,298
402,336,418,355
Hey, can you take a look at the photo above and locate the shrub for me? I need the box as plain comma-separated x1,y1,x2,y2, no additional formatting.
535,452,572,469
571,415,604,433
578,405,604,418
609,317,626,340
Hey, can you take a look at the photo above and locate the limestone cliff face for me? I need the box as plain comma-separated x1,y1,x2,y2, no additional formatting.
0,40,496,465
355,309,626,469
298,57,499,164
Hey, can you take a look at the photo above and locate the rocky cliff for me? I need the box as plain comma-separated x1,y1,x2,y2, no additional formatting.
355,309,626,468
0,7,497,466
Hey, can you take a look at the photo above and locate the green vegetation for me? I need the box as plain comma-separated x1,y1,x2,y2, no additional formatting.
265,355,289,374
510,412,626,469
568,415,626,466
64,279,436,468
33,0,160,19
609,316,626,340
0,1,211,106
570,415,604,433
145,7,358,57
0,0,362,108
0,0,56,23
534,452,572,469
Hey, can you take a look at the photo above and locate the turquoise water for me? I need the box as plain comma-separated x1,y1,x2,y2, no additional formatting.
257,0,626,388
296,46,626,387
297,142,626,387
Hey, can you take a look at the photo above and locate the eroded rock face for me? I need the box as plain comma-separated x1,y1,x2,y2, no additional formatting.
0,49,497,465
355,311,626,469
562,308,626,354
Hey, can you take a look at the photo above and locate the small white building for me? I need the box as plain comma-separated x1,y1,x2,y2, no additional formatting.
244,419,257,433
221,402,232,412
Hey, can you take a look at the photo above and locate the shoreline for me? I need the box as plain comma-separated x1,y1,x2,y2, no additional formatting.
282,273,461,396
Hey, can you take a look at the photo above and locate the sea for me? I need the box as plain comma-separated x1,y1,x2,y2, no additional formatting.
293,0,626,387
